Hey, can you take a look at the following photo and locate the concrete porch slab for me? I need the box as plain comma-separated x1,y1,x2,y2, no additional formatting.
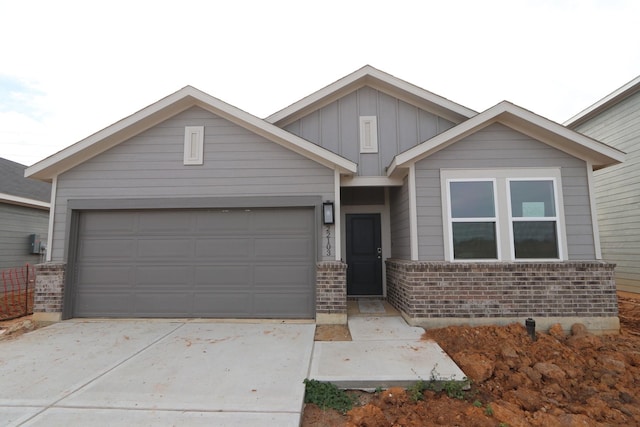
308,339,466,390
348,316,426,341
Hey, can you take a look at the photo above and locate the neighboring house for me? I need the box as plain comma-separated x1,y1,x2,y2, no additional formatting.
565,75,640,294
26,66,623,333
0,158,51,270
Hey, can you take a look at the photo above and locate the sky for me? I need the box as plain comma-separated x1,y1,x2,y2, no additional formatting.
1,0,639,167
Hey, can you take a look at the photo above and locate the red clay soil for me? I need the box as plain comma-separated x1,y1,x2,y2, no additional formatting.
302,293,640,427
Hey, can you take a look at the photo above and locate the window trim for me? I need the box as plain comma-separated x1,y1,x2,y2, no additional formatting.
441,168,567,262
506,177,562,261
445,178,501,261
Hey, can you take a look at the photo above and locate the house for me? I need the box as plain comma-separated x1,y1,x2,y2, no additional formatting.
565,75,640,294
26,66,623,333
0,157,51,270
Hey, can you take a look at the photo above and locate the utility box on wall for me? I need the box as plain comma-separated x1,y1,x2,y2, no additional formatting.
29,234,41,254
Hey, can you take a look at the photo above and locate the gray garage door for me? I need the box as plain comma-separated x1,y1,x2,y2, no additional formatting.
71,208,315,318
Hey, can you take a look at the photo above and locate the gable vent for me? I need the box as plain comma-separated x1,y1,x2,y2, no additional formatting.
359,116,378,153
184,126,204,165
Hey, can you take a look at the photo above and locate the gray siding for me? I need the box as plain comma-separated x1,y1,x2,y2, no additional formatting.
574,91,640,291
389,176,411,259
415,123,595,261
51,107,335,262
284,87,454,176
0,203,48,270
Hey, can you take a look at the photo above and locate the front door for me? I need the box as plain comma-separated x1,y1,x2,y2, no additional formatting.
346,213,382,295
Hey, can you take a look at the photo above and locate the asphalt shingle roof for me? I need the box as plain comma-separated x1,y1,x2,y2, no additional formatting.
0,157,51,202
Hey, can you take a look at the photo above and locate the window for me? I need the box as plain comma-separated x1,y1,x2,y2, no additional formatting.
359,116,378,153
442,169,565,261
449,180,498,259
508,179,558,259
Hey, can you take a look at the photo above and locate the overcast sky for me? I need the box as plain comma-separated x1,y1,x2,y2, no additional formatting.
1,0,639,167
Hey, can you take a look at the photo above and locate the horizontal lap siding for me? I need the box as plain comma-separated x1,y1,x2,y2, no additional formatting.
415,123,595,261
51,107,334,261
285,87,454,176
575,92,640,290
0,204,49,269
389,176,411,259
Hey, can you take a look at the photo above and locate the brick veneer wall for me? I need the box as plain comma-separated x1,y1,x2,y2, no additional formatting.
316,261,347,316
34,263,66,313
386,259,618,319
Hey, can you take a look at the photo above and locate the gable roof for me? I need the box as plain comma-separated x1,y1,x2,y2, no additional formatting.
26,86,357,182
0,157,51,209
388,101,625,178
565,75,640,128
266,65,477,127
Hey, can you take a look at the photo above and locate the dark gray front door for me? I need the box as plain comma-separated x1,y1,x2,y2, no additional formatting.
346,213,382,295
70,208,315,318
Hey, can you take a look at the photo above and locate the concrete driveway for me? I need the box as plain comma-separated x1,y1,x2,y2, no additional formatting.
0,320,315,426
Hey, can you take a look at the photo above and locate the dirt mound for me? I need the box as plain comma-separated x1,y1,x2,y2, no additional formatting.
303,293,640,426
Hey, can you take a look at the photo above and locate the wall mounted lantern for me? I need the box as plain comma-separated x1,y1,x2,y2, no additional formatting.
323,202,335,225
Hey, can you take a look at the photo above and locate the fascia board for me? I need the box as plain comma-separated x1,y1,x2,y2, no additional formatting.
26,86,357,181
388,101,625,176
0,192,50,210
266,65,476,127
565,75,640,128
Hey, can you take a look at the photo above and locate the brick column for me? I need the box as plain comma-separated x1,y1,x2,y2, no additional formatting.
33,263,66,322
316,261,347,324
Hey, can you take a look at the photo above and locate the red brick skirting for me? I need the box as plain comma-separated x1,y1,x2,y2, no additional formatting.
316,261,347,315
386,259,618,319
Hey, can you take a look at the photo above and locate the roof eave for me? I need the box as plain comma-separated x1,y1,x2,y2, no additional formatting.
565,75,640,128
266,65,477,127
389,101,625,173
26,86,357,181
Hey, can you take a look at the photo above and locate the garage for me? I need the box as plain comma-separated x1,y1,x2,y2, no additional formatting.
70,207,316,318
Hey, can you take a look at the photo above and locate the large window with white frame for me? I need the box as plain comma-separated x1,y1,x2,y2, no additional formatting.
442,169,566,262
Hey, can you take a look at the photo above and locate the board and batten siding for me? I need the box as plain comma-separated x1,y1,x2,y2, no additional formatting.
51,107,335,262
284,86,455,176
389,176,411,259
414,123,596,261
573,91,640,292
0,203,49,270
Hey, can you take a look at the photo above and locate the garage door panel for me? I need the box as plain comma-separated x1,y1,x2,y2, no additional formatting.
195,210,251,232
73,208,315,318
77,266,132,287
78,239,136,260
79,211,136,234
253,210,313,232
254,265,312,286
254,238,312,258
253,293,313,317
134,293,193,317
195,238,251,258
192,293,252,316
194,266,252,286
137,239,193,259
137,211,194,234
135,266,193,287
75,292,134,317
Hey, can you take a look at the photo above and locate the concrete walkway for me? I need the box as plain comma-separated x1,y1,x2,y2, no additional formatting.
309,300,467,389
0,320,315,427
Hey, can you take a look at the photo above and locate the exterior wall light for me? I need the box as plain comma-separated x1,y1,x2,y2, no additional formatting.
323,202,335,225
